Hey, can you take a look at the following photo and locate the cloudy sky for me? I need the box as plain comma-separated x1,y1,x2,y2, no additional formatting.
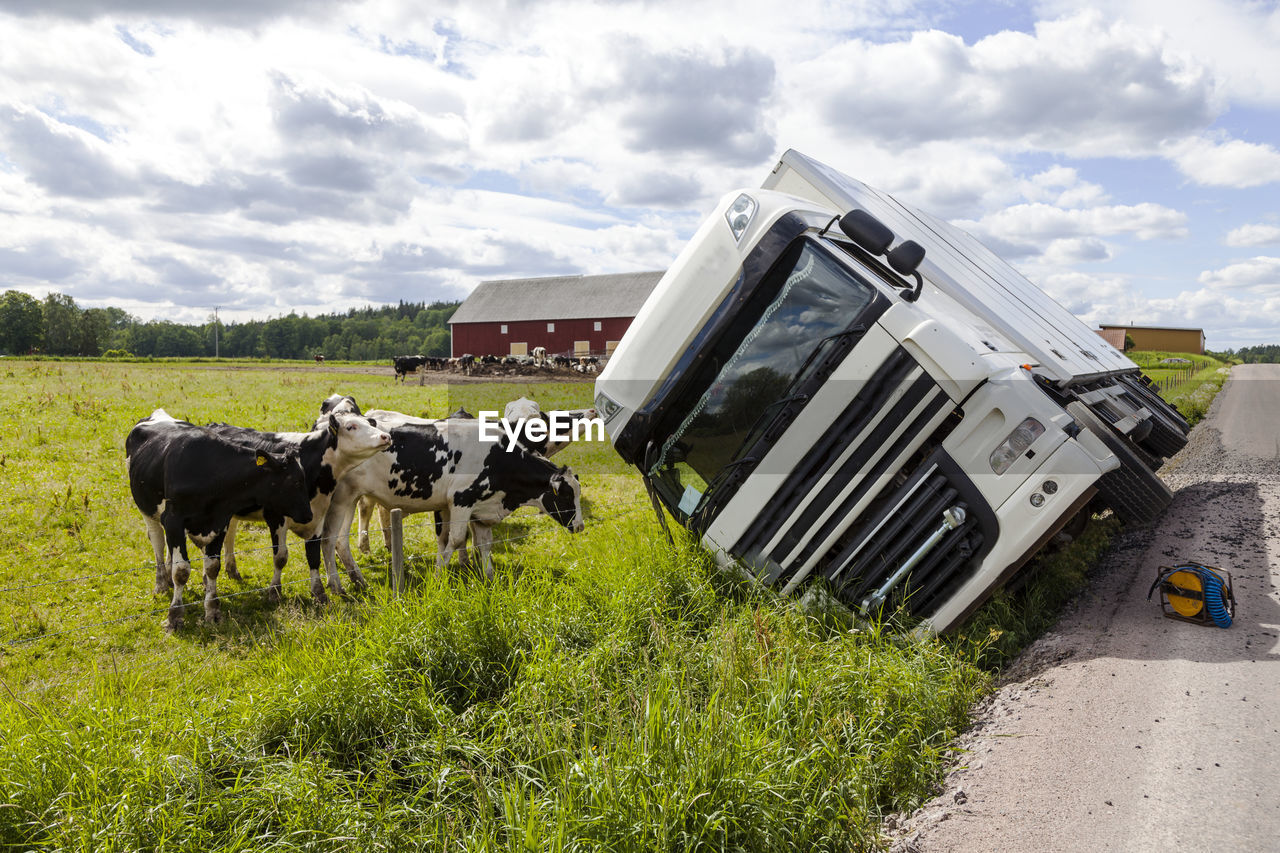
1,0,1279,349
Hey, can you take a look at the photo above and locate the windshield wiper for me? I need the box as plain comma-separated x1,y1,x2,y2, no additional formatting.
689,453,761,527
791,324,866,387
734,391,810,460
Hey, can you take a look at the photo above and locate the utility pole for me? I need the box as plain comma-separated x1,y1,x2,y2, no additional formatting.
213,306,220,359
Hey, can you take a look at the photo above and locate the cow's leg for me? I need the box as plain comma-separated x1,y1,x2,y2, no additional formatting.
162,516,190,630
434,511,472,571
356,496,373,553
266,521,289,602
380,505,393,551
201,534,226,624
462,522,478,572
222,517,243,581
471,523,495,580
437,509,471,570
324,500,362,600
304,537,323,600
433,510,449,558
343,512,368,592
145,515,170,594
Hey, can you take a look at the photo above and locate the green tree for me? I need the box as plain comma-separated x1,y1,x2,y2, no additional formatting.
42,292,82,355
422,328,450,356
0,290,45,354
79,308,113,356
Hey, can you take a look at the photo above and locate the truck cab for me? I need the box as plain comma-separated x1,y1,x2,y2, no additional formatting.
595,151,1187,633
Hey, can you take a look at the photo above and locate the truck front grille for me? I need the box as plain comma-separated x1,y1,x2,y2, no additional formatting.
818,451,990,617
731,347,996,620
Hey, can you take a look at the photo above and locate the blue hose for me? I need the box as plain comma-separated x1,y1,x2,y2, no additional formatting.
1196,566,1233,628
1148,563,1234,628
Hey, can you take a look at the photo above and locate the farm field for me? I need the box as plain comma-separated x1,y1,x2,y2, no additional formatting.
1125,350,1232,424
0,360,991,852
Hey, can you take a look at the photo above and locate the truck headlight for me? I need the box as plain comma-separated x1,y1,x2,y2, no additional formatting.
989,417,1045,474
594,391,622,422
725,193,757,242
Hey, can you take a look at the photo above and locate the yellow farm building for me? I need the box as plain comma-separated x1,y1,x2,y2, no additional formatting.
1097,325,1205,355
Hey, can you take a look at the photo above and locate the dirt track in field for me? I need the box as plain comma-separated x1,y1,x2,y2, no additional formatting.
887,364,1280,852
178,362,596,383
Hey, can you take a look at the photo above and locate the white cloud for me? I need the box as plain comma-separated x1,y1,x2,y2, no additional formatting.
1042,237,1113,266
963,201,1188,247
1226,223,1280,247
1198,256,1280,292
796,11,1216,157
1163,136,1280,187
1042,0,1280,107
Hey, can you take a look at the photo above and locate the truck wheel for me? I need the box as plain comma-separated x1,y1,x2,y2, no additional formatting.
1140,409,1190,460
1111,377,1189,462
1067,402,1173,527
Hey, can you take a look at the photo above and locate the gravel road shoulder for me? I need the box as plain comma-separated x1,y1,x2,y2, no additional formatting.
885,365,1280,852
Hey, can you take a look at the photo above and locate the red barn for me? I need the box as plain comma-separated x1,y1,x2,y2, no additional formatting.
449,271,664,359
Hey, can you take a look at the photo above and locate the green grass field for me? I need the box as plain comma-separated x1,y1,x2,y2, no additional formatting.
0,360,995,852
1126,350,1233,425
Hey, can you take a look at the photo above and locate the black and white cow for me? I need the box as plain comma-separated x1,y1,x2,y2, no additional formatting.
353,398,594,555
126,409,314,629
353,407,460,555
393,355,428,382
213,408,392,603
322,417,584,590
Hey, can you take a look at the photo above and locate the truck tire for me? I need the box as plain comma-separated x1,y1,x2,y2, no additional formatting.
1067,401,1173,527
1121,373,1187,455
1140,408,1190,460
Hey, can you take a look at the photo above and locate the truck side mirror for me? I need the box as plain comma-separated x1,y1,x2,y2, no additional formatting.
838,209,894,255
887,240,926,276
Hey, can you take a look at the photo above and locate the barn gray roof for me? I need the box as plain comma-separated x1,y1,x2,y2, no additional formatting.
448,271,665,324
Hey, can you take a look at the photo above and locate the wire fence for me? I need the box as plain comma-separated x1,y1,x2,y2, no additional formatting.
1152,365,1198,393
2,500,655,674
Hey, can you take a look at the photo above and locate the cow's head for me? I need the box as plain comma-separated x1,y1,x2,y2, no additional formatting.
328,412,392,459
258,448,314,525
502,397,551,454
319,394,361,416
543,407,596,456
537,465,584,533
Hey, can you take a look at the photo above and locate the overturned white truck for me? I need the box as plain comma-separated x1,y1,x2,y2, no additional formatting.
593,150,1188,633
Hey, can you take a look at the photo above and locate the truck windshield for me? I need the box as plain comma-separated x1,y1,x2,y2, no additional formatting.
649,238,877,522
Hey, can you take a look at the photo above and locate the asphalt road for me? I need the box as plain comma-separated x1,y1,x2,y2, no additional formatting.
890,364,1280,852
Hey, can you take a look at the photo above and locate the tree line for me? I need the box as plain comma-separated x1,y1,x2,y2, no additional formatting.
1221,344,1280,363
0,290,459,360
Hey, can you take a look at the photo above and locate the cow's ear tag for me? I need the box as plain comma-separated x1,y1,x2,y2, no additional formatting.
256,454,267,466
329,424,338,436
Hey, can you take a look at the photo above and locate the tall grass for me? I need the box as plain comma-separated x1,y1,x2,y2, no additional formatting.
1,516,988,852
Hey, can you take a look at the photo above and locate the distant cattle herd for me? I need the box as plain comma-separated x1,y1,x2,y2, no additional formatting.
393,352,602,381
126,392,592,630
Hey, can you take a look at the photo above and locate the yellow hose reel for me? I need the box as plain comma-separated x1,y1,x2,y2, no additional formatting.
1147,563,1235,628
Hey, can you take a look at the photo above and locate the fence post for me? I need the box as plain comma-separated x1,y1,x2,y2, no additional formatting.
389,508,404,594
